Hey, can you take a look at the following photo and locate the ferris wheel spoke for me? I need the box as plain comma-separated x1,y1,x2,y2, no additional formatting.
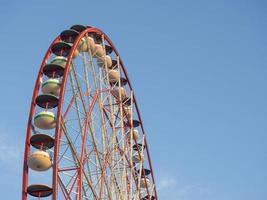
70,65,89,114
100,99,126,199
86,48,111,157
60,121,99,199
82,54,121,200
58,174,71,199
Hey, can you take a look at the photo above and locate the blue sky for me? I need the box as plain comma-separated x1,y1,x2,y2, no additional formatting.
0,0,266,199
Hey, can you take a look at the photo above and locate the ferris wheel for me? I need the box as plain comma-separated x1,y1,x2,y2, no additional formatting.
22,24,158,200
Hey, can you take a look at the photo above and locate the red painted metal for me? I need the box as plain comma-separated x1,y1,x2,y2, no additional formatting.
22,26,158,200
22,36,60,200
78,92,99,200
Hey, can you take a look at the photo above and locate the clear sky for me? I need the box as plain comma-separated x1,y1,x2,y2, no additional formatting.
0,0,266,199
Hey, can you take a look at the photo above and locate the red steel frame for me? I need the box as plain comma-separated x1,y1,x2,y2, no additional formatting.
22,27,158,200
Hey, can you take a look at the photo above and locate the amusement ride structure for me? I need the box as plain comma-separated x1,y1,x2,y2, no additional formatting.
22,24,157,200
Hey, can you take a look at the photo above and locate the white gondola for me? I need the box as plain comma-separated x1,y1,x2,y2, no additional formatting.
109,69,120,83
86,36,96,51
140,177,150,188
97,55,112,68
132,153,144,163
50,56,67,68
34,111,56,130
28,150,52,171
41,78,61,97
127,129,139,141
78,37,88,52
112,87,127,100
124,106,133,119
93,44,105,57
